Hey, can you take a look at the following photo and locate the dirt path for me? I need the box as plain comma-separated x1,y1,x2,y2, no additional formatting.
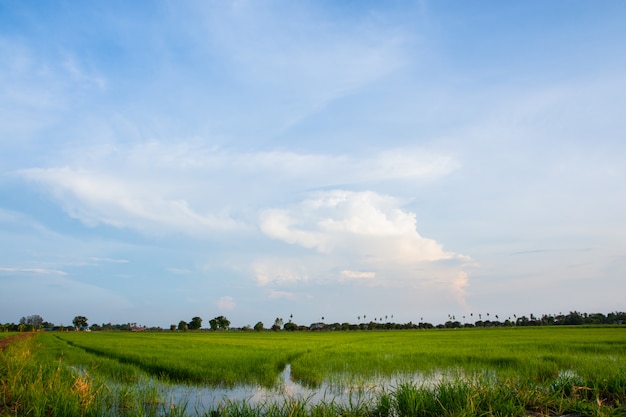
0,333,36,351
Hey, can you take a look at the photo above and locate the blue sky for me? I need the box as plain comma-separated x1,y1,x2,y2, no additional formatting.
1,1,625,328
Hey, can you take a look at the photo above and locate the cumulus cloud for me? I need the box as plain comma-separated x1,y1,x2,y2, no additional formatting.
452,271,470,309
18,144,456,238
217,296,235,311
258,190,473,306
261,190,459,264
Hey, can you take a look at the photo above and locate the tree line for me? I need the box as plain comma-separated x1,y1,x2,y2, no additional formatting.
1,311,624,333
171,315,231,331
256,311,626,332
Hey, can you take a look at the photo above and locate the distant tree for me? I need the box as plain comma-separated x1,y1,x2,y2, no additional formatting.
283,322,298,331
170,324,177,332
208,316,230,330
20,315,45,331
178,320,188,331
254,321,264,332
216,315,230,330
189,316,203,330
563,311,584,325
72,316,88,329
27,315,44,326
208,318,218,330
272,317,283,331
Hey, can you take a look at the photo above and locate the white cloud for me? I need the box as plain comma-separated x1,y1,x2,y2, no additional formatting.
18,144,456,238
257,190,473,308
253,261,309,286
0,267,67,276
217,296,235,311
19,166,244,235
451,271,470,310
341,270,376,280
260,190,459,264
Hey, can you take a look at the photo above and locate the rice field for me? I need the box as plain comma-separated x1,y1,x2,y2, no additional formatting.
1,327,625,416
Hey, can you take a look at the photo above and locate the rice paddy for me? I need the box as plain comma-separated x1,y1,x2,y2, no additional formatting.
1,327,625,416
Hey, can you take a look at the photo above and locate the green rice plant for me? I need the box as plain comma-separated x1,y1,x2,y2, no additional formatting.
392,382,437,416
0,334,101,416
5,327,626,416
1,333,185,417
55,332,312,387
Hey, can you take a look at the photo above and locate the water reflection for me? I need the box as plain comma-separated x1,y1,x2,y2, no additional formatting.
159,364,461,412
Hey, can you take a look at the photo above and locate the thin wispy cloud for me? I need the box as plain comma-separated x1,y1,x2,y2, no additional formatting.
0,267,67,276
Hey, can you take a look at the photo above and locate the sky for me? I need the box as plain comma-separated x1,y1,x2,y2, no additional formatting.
1,1,625,328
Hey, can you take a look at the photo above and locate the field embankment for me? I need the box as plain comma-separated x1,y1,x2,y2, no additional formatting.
0,332,35,351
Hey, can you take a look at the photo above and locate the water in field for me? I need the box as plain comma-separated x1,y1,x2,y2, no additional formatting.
157,364,462,412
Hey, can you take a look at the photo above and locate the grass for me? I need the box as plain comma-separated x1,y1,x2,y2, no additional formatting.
0,333,166,416
55,332,313,387
2,327,625,416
